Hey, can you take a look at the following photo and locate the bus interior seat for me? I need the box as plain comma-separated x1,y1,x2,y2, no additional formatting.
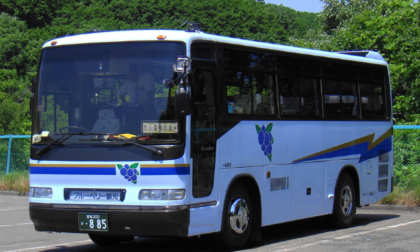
232,94,252,114
91,109,121,134
281,96,301,114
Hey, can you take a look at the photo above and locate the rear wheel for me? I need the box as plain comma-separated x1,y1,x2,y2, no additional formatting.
330,172,356,228
88,234,134,246
221,182,252,250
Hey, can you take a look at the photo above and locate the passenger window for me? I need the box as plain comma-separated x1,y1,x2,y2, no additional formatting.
341,82,358,116
279,77,300,115
323,80,341,116
360,83,385,118
280,77,320,116
300,78,320,116
224,48,275,69
323,80,358,117
226,71,275,115
277,56,320,76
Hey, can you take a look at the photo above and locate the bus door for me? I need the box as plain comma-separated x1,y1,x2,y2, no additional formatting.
187,64,220,234
190,65,218,200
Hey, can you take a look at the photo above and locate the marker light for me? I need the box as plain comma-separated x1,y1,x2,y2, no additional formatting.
157,35,166,40
29,187,53,198
139,189,185,200
50,41,57,46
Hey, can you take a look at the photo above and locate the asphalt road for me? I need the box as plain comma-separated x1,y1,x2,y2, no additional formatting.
1,194,420,252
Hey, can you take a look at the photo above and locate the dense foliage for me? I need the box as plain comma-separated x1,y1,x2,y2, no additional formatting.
292,0,420,124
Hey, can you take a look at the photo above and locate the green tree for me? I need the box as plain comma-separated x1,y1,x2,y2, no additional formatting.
292,0,420,124
0,13,31,135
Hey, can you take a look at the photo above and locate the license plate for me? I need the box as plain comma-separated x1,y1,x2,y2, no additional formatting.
78,212,109,231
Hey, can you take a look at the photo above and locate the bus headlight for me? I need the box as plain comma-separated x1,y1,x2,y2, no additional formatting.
29,187,53,198
139,189,185,200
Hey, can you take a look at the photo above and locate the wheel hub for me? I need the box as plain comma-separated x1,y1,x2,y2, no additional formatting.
341,185,353,216
228,197,249,234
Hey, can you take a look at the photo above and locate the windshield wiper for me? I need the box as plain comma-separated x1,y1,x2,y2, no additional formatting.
80,136,164,156
36,132,108,156
36,134,73,157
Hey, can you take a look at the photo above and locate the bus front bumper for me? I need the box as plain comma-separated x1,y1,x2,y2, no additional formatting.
29,203,189,237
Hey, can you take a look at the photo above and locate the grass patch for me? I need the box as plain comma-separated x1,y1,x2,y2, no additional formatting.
378,186,420,207
0,170,29,194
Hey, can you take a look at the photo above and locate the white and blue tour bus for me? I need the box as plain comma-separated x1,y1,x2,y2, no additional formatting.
29,28,393,250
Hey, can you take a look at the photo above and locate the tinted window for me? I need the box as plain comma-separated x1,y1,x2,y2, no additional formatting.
322,61,358,79
191,43,215,61
360,83,385,118
226,71,275,115
323,80,358,117
277,56,320,76
360,66,385,81
279,77,320,116
224,48,275,69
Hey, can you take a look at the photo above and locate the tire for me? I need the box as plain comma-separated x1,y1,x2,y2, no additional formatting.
221,182,252,250
330,172,356,229
88,233,134,246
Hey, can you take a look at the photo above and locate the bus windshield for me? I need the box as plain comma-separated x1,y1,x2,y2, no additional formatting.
34,42,185,144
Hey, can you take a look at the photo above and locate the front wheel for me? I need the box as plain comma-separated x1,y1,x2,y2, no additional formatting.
221,182,252,250
330,172,356,228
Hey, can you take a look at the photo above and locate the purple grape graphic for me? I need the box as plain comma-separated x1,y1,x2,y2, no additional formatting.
128,169,134,177
120,167,127,176
131,174,137,181
117,163,139,184
255,123,274,161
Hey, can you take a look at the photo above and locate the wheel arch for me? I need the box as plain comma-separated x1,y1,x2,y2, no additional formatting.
337,165,360,207
224,173,262,242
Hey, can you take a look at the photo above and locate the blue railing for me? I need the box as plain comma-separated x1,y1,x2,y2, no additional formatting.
0,135,30,174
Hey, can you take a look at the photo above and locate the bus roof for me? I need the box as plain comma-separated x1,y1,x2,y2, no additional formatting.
43,29,388,66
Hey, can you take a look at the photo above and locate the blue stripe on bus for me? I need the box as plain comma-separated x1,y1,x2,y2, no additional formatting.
140,167,190,175
30,167,116,175
294,136,392,163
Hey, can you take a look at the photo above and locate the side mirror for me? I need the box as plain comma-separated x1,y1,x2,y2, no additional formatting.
174,86,191,116
173,56,191,73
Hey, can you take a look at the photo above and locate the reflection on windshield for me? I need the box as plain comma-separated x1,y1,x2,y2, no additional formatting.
35,42,185,143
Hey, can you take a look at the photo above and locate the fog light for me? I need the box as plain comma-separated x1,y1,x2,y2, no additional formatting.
139,189,185,200
29,187,52,198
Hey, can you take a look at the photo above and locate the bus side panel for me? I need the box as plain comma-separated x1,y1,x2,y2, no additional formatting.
290,162,326,220
188,205,220,236
359,158,379,205
262,164,291,226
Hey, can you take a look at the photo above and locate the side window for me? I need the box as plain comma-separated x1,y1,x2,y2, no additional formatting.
224,48,275,69
323,80,358,117
279,77,300,115
341,82,358,116
226,71,275,115
279,77,320,116
360,83,385,118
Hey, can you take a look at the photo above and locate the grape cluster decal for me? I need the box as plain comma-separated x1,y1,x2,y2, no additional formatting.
117,163,139,184
256,123,274,161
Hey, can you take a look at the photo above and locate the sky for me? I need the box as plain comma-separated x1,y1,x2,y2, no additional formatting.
264,0,324,13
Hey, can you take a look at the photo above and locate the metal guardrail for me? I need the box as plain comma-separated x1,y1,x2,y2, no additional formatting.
0,135,30,174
